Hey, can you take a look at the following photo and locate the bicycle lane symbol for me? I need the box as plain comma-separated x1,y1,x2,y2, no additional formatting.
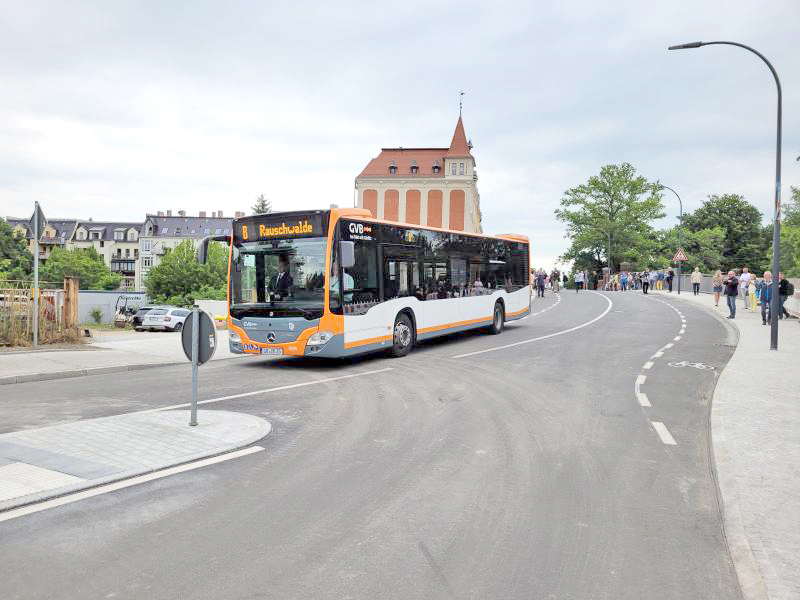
667,361,715,370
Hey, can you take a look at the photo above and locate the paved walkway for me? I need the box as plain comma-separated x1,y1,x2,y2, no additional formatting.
654,290,799,600
0,330,253,384
0,409,270,512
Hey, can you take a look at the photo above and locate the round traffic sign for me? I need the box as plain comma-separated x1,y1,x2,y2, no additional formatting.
181,308,217,365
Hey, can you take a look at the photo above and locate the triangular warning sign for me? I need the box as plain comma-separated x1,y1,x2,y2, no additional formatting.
672,247,688,262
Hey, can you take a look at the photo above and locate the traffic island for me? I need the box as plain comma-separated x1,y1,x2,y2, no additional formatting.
0,409,270,513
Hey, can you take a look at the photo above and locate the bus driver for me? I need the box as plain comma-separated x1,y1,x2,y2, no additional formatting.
269,255,294,301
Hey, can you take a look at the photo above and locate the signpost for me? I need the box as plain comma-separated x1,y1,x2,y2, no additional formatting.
31,202,46,348
672,248,687,295
181,306,217,426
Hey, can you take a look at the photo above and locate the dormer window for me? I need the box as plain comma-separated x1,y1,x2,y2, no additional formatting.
433,160,440,174
410,160,418,175
389,160,397,175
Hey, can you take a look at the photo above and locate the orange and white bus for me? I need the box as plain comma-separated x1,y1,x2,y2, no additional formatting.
200,208,530,358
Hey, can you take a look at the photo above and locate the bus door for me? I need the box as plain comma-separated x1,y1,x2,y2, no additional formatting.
382,244,421,307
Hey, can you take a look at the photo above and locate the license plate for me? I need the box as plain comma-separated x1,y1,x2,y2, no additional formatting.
261,347,283,355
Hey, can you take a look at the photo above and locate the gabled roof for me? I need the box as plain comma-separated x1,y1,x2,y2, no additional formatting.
5,217,78,244
357,116,474,178
74,221,142,241
143,214,233,238
444,116,473,158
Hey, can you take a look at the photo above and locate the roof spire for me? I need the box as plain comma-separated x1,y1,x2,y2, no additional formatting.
445,113,472,158
459,90,465,117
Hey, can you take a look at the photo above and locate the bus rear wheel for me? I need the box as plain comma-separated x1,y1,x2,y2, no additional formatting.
390,313,414,357
489,302,504,335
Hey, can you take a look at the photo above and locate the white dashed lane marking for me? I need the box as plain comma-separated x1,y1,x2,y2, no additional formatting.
651,421,677,445
643,361,654,370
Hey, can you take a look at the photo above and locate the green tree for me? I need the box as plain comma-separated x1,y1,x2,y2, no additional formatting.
0,219,33,282
252,194,272,215
41,246,121,289
145,240,227,305
682,194,767,271
784,186,800,227
653,226,725,272
555,163,664,270
766,224,800,277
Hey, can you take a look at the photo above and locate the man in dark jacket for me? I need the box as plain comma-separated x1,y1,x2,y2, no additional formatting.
778,272,793,319
758,271,774,325
723,270,739,319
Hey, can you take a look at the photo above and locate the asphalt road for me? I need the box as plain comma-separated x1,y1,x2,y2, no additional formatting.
0,289,742,599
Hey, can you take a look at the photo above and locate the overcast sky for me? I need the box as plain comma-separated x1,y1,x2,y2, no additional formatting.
1,0,798,268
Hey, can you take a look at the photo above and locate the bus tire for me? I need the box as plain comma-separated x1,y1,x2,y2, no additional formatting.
489,302,504,335
390,313,415,357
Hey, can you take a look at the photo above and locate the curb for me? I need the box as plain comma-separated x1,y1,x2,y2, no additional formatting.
0,354,256,386
0,410,271,514
657,293,769,600
0,361,183,386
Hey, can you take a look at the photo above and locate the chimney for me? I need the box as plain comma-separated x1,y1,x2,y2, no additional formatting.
211,211,216,218
166,210,172,216
235,211,244,218
199,211,206,218
217,210,223,217
157,211,164,216
178,210,186,217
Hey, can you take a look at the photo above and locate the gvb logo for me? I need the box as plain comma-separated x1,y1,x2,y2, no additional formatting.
348,222,372,236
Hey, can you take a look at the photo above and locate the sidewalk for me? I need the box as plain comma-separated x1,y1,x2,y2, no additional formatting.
0,330,254,385
0,409,270,513
654,290,800,600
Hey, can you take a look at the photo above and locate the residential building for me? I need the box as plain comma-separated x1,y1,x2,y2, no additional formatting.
136,210,244,290
71,221,143,290
354,115,483,233
6,217,77,263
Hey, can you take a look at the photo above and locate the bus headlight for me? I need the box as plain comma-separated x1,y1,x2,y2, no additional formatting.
230,331,241,344
307,331,334,346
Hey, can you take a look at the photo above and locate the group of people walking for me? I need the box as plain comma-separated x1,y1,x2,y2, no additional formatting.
713,267,794,322
531,268,562,297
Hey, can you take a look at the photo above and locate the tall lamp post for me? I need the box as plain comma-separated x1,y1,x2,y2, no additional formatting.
660,185,683,294
669,40,782,350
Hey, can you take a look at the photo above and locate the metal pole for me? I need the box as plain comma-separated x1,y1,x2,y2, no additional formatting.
668,40,782,349
190,306,199,426
661,185,683,294
33,202,39,348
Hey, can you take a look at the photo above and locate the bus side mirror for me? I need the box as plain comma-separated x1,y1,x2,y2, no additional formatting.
196,235,230,264
340,241,355,269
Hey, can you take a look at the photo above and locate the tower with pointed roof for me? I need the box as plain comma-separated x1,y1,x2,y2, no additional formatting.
354,116,482,233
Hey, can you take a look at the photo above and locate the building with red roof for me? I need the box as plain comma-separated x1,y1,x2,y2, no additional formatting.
355,116,482,232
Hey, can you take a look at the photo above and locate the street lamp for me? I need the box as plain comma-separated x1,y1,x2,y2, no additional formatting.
659,185,683,294
669,40,782,350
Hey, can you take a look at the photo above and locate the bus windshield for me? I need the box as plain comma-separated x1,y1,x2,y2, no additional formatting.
231,237,327,320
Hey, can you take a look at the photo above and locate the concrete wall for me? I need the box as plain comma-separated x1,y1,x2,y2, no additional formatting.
78,291,148,325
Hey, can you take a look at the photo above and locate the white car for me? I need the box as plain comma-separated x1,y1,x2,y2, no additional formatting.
141,307,191,332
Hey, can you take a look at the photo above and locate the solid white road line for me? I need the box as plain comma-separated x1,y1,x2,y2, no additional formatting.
452,291,613,359
138,368,395,414
643,361,654,370
0,446,265,523
651,421,677,445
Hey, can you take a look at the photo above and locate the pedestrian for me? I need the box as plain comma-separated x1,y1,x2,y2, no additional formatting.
620,271,628,291
562,272,568,290
758,271,773,325
739,267,752,308
666,269,674,293
656,269,665,290
711,270,723,306
574,271,584,292
536,268,546,298
691,266,703,296
778,272,794,319
551,268,561,293
748,276,758,312
724,270,739,319
641,271,650,294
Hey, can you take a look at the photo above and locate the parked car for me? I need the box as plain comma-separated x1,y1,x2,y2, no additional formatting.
133,306,165,331
140,307,191,332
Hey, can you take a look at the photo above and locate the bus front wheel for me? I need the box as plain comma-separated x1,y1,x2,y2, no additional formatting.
390,313,415,357
489,302,504,335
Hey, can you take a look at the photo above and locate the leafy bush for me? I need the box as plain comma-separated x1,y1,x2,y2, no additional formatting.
90,307,103,324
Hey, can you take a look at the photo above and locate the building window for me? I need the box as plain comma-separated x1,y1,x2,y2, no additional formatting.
411,160,418,175
114,231,124,241
143,240,151,253
162,227,169,234
459,162,465,175
432,161,440,174
143,257,151,267
128,231,136,241
175,227,181,235
389,160,397,175
90,231,100,240
100,241,104,247
451,163,457,175
78,230,86,240
125,248,130,258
